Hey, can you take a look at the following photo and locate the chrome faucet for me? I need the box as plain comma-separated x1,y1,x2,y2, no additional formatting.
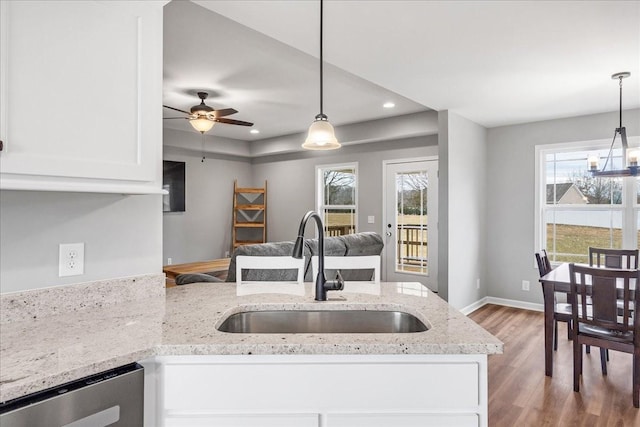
292,211,344,301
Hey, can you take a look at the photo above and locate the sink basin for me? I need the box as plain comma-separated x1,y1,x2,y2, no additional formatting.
217,310,428,334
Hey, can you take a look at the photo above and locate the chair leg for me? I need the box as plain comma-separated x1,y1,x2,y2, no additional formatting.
554,320,558,351
573,337,582,392
567,319,572,340
600,347,607,376
586,345,591,354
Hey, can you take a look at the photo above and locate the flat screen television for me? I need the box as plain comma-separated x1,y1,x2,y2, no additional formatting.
163,161,186,212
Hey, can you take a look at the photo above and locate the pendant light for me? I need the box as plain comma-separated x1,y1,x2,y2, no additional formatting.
302,0,341,150
588,72,636,177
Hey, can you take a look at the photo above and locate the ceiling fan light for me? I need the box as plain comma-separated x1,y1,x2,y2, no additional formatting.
189,117,214,133
302,117,341,150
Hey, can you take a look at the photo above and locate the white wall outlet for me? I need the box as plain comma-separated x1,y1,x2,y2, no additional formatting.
522,280,530,291
167,258,172,265
367,216,375,224
476,278,480,289
59,243,85,277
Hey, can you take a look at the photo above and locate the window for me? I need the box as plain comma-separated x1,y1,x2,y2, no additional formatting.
316,163,357,237
536,141,639,263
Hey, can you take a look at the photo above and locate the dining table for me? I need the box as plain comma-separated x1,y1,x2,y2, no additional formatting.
539,262,636,377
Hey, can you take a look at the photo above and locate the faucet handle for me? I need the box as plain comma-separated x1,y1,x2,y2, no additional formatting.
325,270,345,291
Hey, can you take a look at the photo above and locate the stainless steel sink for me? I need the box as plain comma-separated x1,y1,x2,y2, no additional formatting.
217,310,428,334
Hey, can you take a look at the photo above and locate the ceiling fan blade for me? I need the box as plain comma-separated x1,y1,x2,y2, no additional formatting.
163,105,191,115
214,117,254,127
211,108,238,118
163,117,189,120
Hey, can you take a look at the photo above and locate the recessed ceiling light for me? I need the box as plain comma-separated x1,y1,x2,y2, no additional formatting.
383,102,395,109
250,129,260,134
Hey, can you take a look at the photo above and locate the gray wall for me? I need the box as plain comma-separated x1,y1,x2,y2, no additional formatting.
438,111,488,309
486,108,640,305
251,136,438,244
163,146,253,264
0,191,162,293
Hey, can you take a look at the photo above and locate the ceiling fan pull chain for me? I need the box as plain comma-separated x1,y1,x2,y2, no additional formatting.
201,133,205,162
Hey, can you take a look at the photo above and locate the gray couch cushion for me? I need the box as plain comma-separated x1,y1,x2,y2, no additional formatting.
340,232,384,256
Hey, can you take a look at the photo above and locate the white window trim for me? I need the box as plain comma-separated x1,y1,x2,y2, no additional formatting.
315,162,359,235
534,136,640,262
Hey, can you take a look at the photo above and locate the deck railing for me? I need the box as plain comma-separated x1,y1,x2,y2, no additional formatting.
397,225,427,267
325,225,354,237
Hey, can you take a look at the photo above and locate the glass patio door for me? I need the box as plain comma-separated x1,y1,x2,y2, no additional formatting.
383,160,438,291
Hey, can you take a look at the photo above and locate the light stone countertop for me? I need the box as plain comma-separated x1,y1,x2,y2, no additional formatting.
0,280,502,403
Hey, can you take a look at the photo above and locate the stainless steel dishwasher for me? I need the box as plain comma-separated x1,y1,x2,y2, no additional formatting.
0,362,144,427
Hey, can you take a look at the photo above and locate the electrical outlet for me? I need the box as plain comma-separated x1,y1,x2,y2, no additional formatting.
367,216,375,224
522,280,530,291
59,243,85,277
167,258,172,265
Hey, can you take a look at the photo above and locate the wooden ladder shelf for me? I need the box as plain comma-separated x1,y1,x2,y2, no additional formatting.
232,180,267,250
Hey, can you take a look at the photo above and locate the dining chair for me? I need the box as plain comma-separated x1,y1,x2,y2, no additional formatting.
569,263,639,408
311,255,381,285
589,247,639,269
536,250,572,350
235,255,305,285
588,247,638,373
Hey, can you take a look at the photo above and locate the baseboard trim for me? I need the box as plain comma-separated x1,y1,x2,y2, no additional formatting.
461,296,544,315
459,297,489,315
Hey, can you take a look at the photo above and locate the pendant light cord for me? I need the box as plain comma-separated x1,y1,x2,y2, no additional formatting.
618,76,623,129
319,0,324,116
601,76,626,172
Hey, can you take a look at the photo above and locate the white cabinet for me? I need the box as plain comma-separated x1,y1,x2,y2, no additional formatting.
0,0,166,194
152,354,488,427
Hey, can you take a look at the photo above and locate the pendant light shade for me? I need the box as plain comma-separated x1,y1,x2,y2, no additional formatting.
303,0,340,150
303,114,340,150
189,117,215,134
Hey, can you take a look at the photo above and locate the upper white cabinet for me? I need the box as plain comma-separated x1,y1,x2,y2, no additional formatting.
0,0,167,193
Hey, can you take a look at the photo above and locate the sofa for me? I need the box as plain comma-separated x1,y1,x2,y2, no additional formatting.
175,232,384,285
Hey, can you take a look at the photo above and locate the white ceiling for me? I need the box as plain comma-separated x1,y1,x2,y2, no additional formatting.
163,0,429,142
165,0,640,143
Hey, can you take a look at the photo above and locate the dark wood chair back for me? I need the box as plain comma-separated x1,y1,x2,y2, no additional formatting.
569,264,637,338
535,249,552,277
589,247,639,269
568,263,639,407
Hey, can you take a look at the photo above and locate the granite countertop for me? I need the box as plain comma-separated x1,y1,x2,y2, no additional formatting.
0,278,502,402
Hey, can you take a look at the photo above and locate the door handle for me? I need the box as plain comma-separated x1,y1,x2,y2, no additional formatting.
386,231,392,237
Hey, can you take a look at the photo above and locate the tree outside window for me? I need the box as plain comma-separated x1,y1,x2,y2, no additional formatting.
317,164,357,236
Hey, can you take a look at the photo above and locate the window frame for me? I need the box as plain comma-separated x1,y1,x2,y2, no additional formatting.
535,137,640,264
315,162,358,237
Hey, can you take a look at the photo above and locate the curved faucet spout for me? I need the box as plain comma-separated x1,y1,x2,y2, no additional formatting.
292,211,343,301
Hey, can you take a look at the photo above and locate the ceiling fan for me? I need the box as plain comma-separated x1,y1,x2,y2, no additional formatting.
163,91,254,134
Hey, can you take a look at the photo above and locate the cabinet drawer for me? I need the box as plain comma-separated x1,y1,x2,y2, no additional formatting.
163,356,481,412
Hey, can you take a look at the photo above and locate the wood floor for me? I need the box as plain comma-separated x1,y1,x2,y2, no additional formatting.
469,304,638,426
